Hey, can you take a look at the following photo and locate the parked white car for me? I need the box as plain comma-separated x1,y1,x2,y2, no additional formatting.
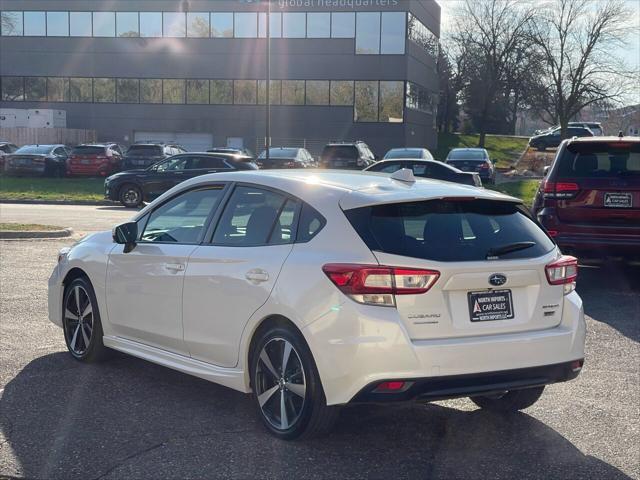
48,170,585,439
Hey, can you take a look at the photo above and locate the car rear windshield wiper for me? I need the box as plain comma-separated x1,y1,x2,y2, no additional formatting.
486,241,536,259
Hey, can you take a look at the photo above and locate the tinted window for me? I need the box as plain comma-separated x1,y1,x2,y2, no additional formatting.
94,78,116,103
282,13,306,38
15,146,55,155
142,187,223,244
448,150,487,160
47,77,69,102
234,12,257,38
69,12,92,37
47,12,69,37
1,77,24,101
117,78,139,103
307,13,330,38
306,80,329,105
345,200,554,262
25,77,46,101
234,80,257,104
163,79,185,104
322,145,358,160
211,13,233,38
379,81,404,123
72,146,106,155
556,142,640,178
154,156,189,171
93,12,115,37
213,186,290,246
354,81,379,122
127,145,164,156
356,12,380,54
210,80,233,104
380,12,405,54
187,12,209,38
24,12,46,36
259,12,282,38
297,203,326,242
69,78,92,102
330,81,354,106
331,12,355,38
375,162,406,173
385,149,423,159
281,80,305,105
117,12,139,37
1,12,23,36
187,79,209,104
140,12,162,37
140,79,162,103
192,157,229,169
163,12,185,37
259,148,299,158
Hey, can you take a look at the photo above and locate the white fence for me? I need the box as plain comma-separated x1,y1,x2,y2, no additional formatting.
0,127,96,146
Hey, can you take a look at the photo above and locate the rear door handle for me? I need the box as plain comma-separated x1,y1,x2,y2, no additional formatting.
165,263,185,272
245,269,269,283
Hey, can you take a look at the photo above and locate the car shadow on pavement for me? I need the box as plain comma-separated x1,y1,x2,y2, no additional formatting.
0,352,632,480
577,262,640,342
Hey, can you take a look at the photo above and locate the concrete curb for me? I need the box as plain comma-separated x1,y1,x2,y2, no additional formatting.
0,227,74,239
0,199,114,206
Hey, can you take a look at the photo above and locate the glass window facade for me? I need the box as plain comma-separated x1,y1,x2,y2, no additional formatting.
258,80,282,105
210,80,233,104
281,80,305,105
47,77,69,102
354,81,379,122
381,12,405,54
258,12,282,38
94,78,116,103
406,81,436,113
163,12,186,38
163,79,186,104
330,12,354,38
282,12,306,38
25,77,47,101
47,12,69,37
306,80,329,105
69,12,91,37
211,13,233,38
117,12,139,37
307,13,330,38
69,78,93,102
24,12,46,36
379,81,404,122
187,13,210,38
1,11,23,36
355,12,380,55
234,80,257,104
140,12,162,38
234,13,257,38
187,79,209,104
93,12,115,37
140,79,162,103
408,13,439,59
117,79,139,103
330,81,354,106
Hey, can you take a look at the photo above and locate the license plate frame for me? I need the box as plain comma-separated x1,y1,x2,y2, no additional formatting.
467,289,514,322
604,192,632,208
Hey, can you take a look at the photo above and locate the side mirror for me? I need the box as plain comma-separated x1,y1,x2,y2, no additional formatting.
543,166,550,177
112,221,138,253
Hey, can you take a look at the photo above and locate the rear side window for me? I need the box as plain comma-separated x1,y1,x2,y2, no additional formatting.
127,145,164,156
322,146,358,160
556,142,640,179
296,203,326,242
345,199,554,262
71,146,105,155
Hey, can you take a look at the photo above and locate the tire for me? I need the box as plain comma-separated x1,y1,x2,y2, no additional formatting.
62,277,110,363
470,386,545,412
119,183,143,208
250,324,340,440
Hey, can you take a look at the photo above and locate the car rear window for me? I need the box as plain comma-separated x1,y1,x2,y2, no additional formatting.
71,146,105,155
322,146,358,160
385,149,423,159
260,148,299,159
127,145,164,156
15,145,55,155
447,150,486,160
556,142,640,178
345,199,554,262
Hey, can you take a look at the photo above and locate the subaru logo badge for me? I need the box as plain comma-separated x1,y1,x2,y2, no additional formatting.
489,274,507,286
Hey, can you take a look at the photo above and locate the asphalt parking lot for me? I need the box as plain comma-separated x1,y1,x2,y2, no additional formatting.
0,204,638,480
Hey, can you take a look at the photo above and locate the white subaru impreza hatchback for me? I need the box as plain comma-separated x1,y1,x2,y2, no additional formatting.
48,170,585,439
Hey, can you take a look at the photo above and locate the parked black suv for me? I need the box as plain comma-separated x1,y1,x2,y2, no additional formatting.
122,142,187,170
105,152,257,208
529,127,594,151
319,141,376,169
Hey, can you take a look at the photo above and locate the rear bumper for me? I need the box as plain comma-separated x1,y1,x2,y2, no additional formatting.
68,164,112,176
352,360,582,403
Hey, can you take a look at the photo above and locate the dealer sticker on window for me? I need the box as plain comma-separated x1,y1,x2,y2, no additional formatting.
604,192,632,208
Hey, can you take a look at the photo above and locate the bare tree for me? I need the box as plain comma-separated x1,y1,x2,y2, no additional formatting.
531,0,636,138
452,0,536,146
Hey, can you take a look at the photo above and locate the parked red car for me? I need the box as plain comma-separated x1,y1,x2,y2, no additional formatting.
532,135,640,259
66,143,124,177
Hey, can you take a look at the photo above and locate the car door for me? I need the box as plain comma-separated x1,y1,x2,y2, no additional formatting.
183,185,300,367
106,185,227,354
144,155,192,199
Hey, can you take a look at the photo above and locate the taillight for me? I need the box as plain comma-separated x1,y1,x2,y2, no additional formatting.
322,264,440,306
545,255,578,294
542,181,580,199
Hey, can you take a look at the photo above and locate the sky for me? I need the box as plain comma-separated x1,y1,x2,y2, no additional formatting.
437,0,640,73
